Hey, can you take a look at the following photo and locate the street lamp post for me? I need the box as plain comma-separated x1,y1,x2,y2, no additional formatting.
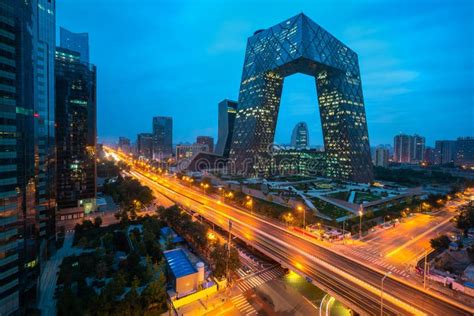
359,204,363,239
380,271,392,316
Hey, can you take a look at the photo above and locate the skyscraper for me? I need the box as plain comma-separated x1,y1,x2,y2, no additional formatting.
290,122,309,149
55,47,97,212
215,99,237,157
59,27,89,64
137,133,154,159
196,136,214,153
228,14,373,183
152,116,172,160
0,1,56,314
455,137,474,167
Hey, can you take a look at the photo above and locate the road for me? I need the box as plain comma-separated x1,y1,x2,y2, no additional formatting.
333,209,459,281
109,150,474,315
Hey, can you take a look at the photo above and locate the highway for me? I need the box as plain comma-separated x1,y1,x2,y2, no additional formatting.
109,150,474,315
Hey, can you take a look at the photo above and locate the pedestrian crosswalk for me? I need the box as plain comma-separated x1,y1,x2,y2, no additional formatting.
231,294,257,316
341,247,410,278
237,266,285,292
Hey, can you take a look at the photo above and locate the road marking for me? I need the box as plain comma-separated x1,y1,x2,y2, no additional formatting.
385,215,454,258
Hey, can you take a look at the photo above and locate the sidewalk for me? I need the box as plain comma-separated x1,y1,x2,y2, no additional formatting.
38,232,77,316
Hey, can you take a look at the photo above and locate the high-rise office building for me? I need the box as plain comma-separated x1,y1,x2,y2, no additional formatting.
59,27,89,64
0,1,56,314
196,136,214,153
455,137,474,167
215,99,237,157
290,122,309,149
228,14,373,183
374,147,390,167
435,140,457,165
137,133,154,159
152,116,172,160
55,47,97,212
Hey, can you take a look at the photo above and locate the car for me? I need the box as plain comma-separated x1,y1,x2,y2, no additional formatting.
242,265,252,274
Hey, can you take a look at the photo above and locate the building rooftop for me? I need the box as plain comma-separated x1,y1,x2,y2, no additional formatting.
160,226,184,243
163,248,197,278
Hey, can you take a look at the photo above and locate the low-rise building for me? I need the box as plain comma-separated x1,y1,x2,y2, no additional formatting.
163,248,204,298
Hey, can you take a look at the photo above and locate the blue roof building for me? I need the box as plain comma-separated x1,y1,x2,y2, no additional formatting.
163,248,199,296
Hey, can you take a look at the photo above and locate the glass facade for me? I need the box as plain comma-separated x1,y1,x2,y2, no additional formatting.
59,27,89,64
291,122,309,149
152,116,172,160
0,1,56,314
55,47,97,210
215,99,237,157
229,13,373,183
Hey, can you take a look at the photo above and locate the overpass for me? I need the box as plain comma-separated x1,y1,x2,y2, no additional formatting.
107,148,474,315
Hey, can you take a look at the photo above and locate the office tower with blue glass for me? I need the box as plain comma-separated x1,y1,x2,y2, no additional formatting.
60,27,89,64
291,122,309,149
55,47,97,212
0,1,56,314
229,14,373,183
215,99,238,157
152,116,173,160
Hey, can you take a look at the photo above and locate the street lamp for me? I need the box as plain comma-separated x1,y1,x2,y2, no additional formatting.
359,204,363,239
380,271,392,316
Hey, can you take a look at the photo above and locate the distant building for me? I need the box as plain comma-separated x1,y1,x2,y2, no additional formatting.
411,135,425,162
55,47,97,212
455,137,474,167
435,140,457,164
196,136,214,153
424,147,436,165
375,147,390,167
176,144,209,161
60,27,89,64
137,133,154,159
394,134,412,163
152,116,173,160
291,122,309,149
118,137,131,153
215,99,237,157
393,134,424,163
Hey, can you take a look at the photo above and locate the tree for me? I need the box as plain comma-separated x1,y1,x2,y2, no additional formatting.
94,216,103,228
141,273,166,311
430,235,450,251
457,206,474,231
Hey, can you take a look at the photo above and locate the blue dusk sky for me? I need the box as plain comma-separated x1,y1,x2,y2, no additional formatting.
57,0,473,147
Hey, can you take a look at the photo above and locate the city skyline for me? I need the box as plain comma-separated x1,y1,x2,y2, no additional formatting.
57,0,473,147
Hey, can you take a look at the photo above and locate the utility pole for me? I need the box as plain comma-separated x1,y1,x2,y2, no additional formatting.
226,220,232,285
